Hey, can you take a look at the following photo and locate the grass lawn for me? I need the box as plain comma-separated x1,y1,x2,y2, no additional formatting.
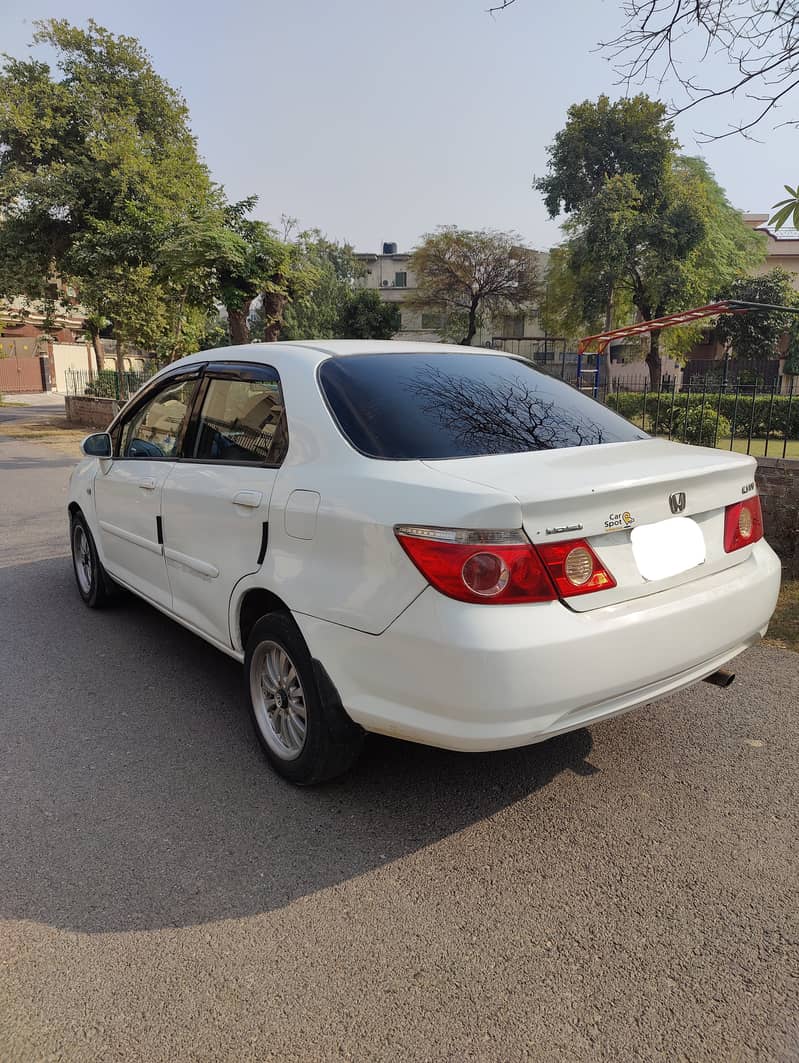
0,417,87,450
0,399,26,407
718,437,799,459
637,429,799,458
765,580,799,653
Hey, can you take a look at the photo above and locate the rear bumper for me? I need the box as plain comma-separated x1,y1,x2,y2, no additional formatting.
294,540,781,752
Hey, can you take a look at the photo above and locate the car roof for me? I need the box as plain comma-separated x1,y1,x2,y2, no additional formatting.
171,339,506,370
284,339,502,358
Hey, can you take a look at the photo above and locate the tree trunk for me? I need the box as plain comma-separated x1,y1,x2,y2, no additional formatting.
114,337,128,399
261,290,289,342
460,301,479,346
228,302,252,345
170,286,189,361
89,327,103,375
647,329,662,390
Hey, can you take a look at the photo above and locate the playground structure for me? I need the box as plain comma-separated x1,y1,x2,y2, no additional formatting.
575,301,799,398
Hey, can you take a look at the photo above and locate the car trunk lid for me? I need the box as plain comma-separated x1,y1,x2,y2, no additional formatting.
423,438,759,611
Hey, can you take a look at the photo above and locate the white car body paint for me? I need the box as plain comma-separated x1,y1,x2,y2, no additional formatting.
69,340,781,753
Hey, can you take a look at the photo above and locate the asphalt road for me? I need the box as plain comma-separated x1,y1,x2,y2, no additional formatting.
1,418,797,1062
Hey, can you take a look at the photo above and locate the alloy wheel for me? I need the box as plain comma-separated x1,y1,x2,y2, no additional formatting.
73,524,93,595
249,640,308,760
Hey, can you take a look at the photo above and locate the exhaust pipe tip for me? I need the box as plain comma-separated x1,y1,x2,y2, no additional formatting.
703,668,735,689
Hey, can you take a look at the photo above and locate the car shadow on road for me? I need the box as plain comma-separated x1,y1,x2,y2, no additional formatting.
0,557,597,934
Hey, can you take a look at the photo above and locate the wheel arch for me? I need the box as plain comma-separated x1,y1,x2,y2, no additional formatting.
236,586,294,652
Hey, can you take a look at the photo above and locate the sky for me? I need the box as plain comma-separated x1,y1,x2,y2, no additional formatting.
1,0,794,254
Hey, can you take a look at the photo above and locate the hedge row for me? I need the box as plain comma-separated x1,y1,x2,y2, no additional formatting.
606,391,799,439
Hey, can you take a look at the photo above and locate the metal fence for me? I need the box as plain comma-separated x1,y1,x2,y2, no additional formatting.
65,366,159,400
600,376,799,459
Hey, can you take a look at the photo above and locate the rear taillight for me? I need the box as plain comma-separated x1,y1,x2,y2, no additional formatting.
724,496,763,553
537,539,617,597
394,527,616,604
394,526,556,604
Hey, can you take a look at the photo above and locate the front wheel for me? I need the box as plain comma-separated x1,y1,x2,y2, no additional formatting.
245,612,364,785
70,512,113,608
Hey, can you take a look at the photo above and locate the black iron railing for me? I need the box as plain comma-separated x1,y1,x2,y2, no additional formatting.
603,377,798,459
65,366,158,401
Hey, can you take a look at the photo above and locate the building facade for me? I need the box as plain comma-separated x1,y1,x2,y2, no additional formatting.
353,242,553,350
0,287,156,392
742,214,799,288
0,293,93,393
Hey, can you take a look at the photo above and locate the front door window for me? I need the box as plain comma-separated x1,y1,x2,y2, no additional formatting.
121,378,198,458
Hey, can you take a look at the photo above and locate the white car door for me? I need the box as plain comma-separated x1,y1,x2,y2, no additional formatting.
160,363,288,645
93,370,201,609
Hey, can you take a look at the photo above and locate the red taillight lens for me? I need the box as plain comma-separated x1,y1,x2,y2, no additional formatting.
536,539,617,597
395,526,556,604
724,496,763,553
461,552,511,596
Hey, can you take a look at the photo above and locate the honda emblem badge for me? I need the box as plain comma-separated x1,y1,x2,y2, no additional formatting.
669,492,687,514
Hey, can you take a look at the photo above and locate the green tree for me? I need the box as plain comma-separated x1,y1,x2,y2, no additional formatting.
259,241,319,343
334,289,400,339
407,227,539,346
714,269,799,360
0,19,216,364
536,95,676,217
537,97,763,386
785,319,799,376
279,231,364,339
539,245,633,344
163,197,305,346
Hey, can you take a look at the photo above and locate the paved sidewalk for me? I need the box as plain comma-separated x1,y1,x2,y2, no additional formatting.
0,392,67,428
4,391,66,407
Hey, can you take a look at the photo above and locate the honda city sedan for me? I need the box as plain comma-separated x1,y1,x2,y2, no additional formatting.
68,341,781,783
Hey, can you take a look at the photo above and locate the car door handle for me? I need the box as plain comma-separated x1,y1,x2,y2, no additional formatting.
232,491,262,508
138,478,157,491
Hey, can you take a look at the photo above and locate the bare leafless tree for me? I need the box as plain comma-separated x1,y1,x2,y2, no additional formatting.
490,1,799,142
602,1,799,141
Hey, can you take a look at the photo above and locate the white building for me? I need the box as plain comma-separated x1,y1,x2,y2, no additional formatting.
353,242,556,355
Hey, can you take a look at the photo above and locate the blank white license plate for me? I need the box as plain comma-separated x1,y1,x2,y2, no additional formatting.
630,516,706,582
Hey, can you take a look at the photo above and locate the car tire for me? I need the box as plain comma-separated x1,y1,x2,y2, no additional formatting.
70,511,113,608
245,612,365,785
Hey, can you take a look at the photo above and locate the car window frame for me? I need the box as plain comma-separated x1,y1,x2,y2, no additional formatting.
109,366,205,461
179,361,289,470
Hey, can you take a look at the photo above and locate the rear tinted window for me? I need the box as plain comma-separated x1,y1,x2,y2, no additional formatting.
318,353,647,460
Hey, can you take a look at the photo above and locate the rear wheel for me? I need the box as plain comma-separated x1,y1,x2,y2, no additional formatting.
70,512,113,608
245,612,364,784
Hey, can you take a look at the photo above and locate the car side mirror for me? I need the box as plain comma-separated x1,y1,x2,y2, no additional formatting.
81,432,113,458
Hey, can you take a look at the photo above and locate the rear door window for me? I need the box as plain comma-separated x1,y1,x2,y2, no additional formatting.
191,372,288,465
318,353,647,460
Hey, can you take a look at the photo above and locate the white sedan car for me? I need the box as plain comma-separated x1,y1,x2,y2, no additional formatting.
69,341,780,784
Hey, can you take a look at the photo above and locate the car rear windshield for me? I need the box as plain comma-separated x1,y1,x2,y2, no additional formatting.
318,352,647,460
